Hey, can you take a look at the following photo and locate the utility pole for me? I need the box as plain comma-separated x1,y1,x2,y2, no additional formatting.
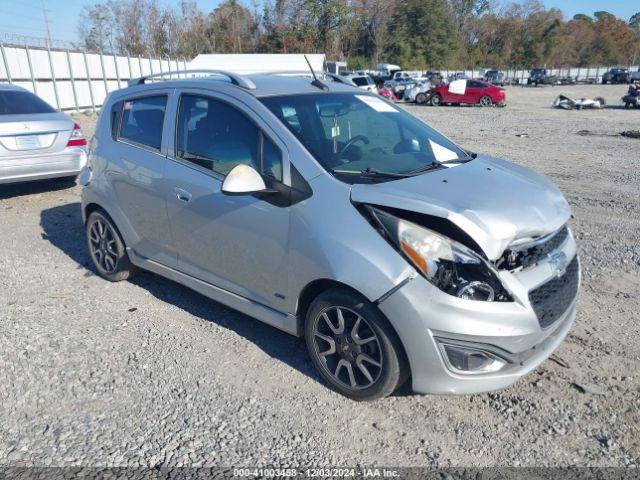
41,0,52,49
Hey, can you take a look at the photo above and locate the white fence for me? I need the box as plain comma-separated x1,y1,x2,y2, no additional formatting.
0,43,187,112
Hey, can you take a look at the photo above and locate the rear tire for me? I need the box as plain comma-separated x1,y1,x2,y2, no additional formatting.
431,93,443,106
415,92,427,104
479,95,493,107
86,209,136,282
305,288,408,401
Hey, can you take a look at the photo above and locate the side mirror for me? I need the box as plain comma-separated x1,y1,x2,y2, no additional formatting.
221,164,276,196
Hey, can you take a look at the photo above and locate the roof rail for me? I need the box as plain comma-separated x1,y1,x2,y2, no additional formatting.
128,69,256,90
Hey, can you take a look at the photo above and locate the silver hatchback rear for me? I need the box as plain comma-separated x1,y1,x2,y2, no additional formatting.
80,71,579,400
0,84,87,184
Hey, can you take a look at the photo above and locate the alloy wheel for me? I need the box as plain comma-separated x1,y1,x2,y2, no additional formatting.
88,218,119,273
480,95,493,107
311,306,383,390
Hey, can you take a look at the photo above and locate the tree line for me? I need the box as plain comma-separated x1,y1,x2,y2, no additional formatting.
78,0,640,70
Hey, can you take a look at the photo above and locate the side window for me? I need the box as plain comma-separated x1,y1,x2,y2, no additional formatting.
110,100,123,140
262,135,282,180
119,95,167,150
176,95,282,181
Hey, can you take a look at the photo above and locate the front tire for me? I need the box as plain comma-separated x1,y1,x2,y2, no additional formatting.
305,288,408,401
86,209,136,282
415,92,427,104
431,93,443,106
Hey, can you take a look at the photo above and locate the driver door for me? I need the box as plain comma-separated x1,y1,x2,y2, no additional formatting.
163,90,291,312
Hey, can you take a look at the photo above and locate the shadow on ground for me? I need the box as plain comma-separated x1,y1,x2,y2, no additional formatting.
0,178,77,200
39,201,330,390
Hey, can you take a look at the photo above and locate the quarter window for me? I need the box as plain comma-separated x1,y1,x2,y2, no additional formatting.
176,95,283,181
119,95,167,150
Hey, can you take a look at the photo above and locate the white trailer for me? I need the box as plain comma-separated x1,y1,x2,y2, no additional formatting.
188,53,326,75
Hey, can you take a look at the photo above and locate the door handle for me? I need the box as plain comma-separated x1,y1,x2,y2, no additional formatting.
174,187,192,203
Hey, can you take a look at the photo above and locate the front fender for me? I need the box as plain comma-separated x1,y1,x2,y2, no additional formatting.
285,174,414,315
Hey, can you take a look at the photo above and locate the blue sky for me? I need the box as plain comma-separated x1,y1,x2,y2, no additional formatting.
0,0,637,46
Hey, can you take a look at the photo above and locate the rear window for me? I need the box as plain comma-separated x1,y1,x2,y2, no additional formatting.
118,95,167,150
0,90,56,115
352,77,368,86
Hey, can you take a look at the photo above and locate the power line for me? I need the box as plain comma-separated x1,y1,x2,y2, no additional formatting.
10,0,43,11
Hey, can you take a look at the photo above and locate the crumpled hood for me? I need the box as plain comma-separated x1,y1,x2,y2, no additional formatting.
350,155,571,260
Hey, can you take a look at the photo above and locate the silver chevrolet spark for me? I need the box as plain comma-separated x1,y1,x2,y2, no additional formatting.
80,70,579,400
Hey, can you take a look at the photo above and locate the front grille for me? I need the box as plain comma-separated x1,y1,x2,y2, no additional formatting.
498,226,569,271
528,256,579,328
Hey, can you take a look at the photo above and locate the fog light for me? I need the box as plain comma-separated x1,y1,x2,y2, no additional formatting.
457,281,495,301
439,343,506,375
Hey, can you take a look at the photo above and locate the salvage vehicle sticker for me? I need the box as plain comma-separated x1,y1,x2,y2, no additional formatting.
355,95,398,113
429,139,459,164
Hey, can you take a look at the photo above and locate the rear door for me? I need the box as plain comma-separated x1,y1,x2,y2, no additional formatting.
109,90,176,267
0,89,72,158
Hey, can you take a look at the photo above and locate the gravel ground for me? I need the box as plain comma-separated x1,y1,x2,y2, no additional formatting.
0,84,638,468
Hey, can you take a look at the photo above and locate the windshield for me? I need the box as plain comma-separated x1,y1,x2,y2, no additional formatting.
260,92,469,180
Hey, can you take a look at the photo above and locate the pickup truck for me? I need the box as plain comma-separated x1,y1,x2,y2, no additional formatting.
527,68,558,86
602,68,630,84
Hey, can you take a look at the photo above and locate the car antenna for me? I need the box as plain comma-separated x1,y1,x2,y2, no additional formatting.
305,55,329,91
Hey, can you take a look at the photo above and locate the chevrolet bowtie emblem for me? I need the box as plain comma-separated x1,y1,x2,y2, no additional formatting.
548,251,568,277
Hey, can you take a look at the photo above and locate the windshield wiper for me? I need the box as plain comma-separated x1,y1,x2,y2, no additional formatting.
404,162,442,175
404,157,472,176
332,167,411,179
438,158,470,164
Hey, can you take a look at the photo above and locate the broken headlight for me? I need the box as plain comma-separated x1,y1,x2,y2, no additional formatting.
371,208,511,302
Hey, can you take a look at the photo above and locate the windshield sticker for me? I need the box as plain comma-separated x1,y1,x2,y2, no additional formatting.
331,125,340,138
429,139,459,163
355,95,398,113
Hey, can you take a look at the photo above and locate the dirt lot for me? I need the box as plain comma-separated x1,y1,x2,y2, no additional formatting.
1,84,638,468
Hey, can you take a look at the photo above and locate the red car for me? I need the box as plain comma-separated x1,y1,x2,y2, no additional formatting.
378,88,397,101
430,80,505,107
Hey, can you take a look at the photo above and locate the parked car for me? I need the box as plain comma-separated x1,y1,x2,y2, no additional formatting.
344,73,378,93
430,80,505,107
377,87,397,101
403,80,433,104
371,63,402,86
602,68,630,84
0,84,87,185
81,70,579,400
448,72,468,82
386,71,420,87
483,70,505,86
630,69,640,82
527,68,557,86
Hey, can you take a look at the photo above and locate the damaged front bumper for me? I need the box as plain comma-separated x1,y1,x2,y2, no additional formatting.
376,228,580,395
